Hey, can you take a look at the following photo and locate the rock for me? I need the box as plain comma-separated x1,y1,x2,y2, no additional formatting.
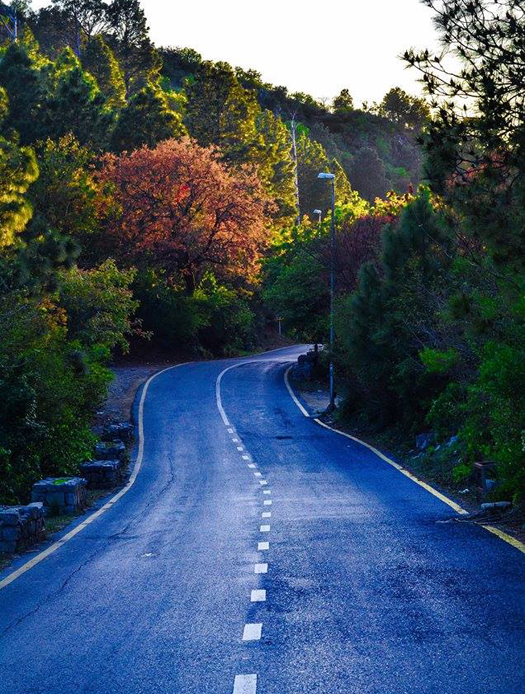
0,502,45,554
0,509,21,526
94,439,126,461
31,477,87,516
415,432,436,451
103,422,134,443
80,460,123,489
480,501,511,511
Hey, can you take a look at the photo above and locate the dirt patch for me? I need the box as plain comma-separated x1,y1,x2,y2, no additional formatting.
96,362,177,427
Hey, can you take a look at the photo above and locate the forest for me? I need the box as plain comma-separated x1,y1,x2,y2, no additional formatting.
0,0,523,508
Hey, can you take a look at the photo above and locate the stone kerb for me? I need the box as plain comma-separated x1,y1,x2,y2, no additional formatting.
31,477,87,515
80,459,123,489
0,502,46,553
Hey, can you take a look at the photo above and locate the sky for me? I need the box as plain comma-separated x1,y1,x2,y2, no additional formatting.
31,0,442,105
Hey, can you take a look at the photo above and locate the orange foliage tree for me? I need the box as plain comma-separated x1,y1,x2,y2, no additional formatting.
97,138,271,291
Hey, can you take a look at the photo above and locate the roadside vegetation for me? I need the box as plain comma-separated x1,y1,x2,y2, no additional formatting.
0,0,522,509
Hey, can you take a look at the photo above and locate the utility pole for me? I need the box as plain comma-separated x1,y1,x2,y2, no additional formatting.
290,115,301,225
317,172,336,412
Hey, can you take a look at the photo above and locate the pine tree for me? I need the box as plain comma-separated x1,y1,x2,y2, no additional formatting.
110,81,186,153
348,147,391,202
45,59,114,149
0,41,45,144
82,35,126,110
185,61,261,165
0,88,39,248
254,110,296,224
296,133,332,216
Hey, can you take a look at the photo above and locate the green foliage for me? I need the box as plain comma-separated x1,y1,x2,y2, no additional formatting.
58,260,139,353
45,58,114,149
0,293,112,503
185,61,261,165
0,125,39,248
82,35,126,109
419,348,459,374
111,80,186,152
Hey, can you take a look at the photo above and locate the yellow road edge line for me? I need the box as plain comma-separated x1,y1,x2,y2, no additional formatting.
481,525,525,554
284,366,525,554
0,362,191,591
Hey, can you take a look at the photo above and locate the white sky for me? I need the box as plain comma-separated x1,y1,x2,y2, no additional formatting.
31,0,441,105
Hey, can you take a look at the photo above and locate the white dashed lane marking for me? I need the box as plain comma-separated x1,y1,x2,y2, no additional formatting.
237,446,244,452
258,541,269,551
254,472,262,477
262,512,271,518
254,563,268,574
259,480,268,486
251,589,266,602
242,455,250,460
260,525,270,532
232,438,239,443
233,674,257,694
248,464,256,468
263,500,272,506
242,623,262,641
263,489,271,494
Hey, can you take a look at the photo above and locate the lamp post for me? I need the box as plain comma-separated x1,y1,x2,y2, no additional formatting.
313,208,322,225
317,172,336,412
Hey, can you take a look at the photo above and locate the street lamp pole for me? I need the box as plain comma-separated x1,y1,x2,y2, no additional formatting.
317,173,336,412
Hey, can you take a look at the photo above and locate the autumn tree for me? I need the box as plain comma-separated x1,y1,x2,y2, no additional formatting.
97,138,270,292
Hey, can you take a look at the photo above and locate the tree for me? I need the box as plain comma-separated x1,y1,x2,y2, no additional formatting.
0,121,39,248
44,55,114,148
82,35,126,109
296,132,332,216
253,109,296,225
106,0,160,94
97,138,270,292
378,87,430,130
110,81,186,153
404,0,525,267
339,191,453,425
0,40,44,144
333,88,354,113
51,0,110,54
185,61,261,165
28,135,99,244
348,147,391,202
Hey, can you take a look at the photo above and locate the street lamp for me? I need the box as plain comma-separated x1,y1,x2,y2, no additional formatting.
313,208,322,225
317,172,336,412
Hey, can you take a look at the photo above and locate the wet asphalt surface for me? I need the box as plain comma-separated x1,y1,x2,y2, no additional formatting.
0,346,523,694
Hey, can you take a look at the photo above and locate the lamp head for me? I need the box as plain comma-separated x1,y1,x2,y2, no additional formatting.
317,172,335,180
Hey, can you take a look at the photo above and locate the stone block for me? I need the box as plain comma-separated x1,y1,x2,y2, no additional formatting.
0,509,21,526
95,440,126,461
103,422,134,443
0,540,17,553
81,460,122,489
2,526,21,542
31,477,87,515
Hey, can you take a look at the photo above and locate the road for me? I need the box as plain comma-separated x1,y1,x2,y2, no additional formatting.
0,346,524,694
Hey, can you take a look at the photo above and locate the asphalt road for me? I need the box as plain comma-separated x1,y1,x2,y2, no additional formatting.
0,346,524,694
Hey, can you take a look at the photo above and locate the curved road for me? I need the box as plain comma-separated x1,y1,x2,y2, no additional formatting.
0,346,524,694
